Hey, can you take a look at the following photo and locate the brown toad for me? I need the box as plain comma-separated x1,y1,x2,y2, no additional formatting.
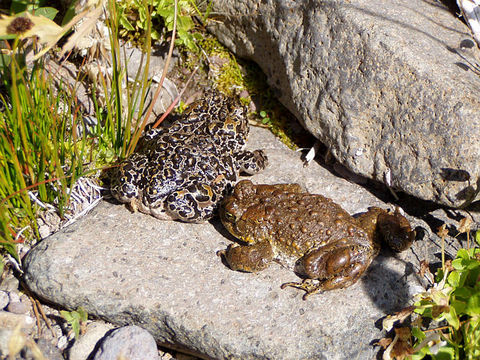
219,180,415,299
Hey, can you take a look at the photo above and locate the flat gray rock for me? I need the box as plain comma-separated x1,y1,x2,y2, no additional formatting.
23,127,437,359
206,0,480,207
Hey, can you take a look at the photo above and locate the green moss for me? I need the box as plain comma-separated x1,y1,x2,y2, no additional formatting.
242,59,306,150
197,36,244,95
195,35,307,149
198,36,225,55
216,59,244,95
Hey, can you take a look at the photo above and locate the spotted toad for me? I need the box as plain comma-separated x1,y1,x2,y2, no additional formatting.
219,180,415,299
111,91,268,222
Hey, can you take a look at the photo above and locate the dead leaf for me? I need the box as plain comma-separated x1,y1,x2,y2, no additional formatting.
382,306,415,331
432,305,450,318
390,337,414,360
0,13,63,44
59,3,104,58
418,260,434,283
375,337,393,349
437,223,448,238
458,216,472,234
395,326,412,340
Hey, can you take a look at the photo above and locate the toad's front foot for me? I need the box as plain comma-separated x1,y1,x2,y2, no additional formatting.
126,199,138,213
281,279,323,300
219,240,274,273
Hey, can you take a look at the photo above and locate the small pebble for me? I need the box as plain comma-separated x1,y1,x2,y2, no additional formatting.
56,335,68,350
8,291,20,303
7,301,30,315
0,291,9,310
38,224,52,239
0,311,34,329
0,329,12,356
92,325,159,360
158,349,175,360
0,276,19,292
69,321,114,360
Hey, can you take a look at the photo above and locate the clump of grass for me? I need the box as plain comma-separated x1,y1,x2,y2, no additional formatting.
0,0,164,269
0,30,86,258
97,0,156,159
380,219,480,360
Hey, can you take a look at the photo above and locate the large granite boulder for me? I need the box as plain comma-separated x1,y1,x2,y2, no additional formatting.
23,127,441,359
206,0,480,208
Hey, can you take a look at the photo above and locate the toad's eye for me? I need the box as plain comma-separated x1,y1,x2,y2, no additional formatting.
224,211,236,222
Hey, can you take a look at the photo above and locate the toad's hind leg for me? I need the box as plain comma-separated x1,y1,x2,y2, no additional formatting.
280,279,324,300
219,239,274,273
165,182,220,223
281,262,367,300
235,150,269,174
282,241,376,299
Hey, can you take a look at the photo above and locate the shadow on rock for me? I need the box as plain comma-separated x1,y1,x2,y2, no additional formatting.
360,252,419,314
209,217,237,243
